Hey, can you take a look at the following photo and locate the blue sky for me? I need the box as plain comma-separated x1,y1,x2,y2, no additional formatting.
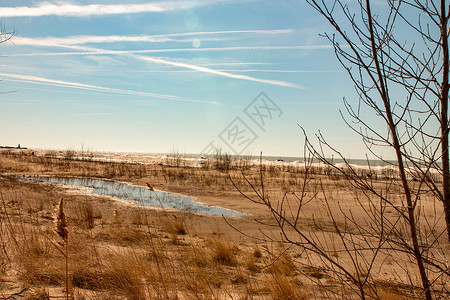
0,0,368,158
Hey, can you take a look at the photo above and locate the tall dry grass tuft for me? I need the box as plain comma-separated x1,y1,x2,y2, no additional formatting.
163,214,187,240
17,238,62,286
55,198,68,242
102,250,148,300
245,253,259,273
73,201,95,229
54,197,70,300
269,274,307,300
211,239,238,266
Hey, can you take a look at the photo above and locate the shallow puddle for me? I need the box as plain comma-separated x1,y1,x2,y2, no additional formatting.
18,176,244,217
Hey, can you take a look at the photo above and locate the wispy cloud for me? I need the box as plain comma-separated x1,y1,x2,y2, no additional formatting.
11,30,293,47
11,45,333,56
215,69,339,73
7,29,306,88
130,54,303,88
12,36,172,46
136,69,339,73
200,62,273,66
0,1,211,18
0,72,218,105
9,43,305,88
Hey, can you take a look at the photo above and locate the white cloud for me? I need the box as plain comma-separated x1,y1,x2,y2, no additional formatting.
139,69,337,73
11,30,293,47
130,55,304,88
12,36,172,46
10,46,306,88
7,30,306,89
215,69,339,73
0,1,207,18
200,62,273,66
0,72,218,104
11,45,333,56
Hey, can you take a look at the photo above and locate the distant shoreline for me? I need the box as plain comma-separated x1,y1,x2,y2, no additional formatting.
0,146,396,167
0,145,27,150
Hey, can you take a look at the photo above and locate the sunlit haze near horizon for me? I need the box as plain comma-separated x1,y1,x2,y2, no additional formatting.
0,1,390,159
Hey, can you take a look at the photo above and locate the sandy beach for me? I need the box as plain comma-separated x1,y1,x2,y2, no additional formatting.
0,149,448,299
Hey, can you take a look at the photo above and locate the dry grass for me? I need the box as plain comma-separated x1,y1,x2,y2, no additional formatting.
0,177,263,298
245,252,260,273
269,274,307,300
265,247,296,277
162,213,187,238
24,288,50,300
376,289,410,300
0,150,448,299
100,250,148,299
73,201,96,229
211,239,238,266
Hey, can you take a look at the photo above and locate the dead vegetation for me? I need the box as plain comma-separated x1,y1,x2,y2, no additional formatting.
0,151,313,299
0,150,448,299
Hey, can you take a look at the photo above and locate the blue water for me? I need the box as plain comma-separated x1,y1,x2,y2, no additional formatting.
18,176,244,217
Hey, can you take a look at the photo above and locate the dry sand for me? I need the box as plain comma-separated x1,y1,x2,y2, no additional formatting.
0,149,448,299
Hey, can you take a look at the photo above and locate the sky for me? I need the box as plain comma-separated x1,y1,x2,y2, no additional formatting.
0,0,370,158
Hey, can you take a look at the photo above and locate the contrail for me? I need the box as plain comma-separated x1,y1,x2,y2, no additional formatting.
11,30,293,46
7,30,306,88
14,46,305,89
136,69,339,73
0,1,210,18
0,72,219,105
130,54,303,88
11,45,333,57
9,41,304,88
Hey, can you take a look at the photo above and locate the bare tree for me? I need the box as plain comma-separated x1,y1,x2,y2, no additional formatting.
232,1,450,299
307,0,450,241
0,24,15,94
0,24,13,43
305,1,450,298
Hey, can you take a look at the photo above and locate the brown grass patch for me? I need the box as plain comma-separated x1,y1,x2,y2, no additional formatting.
211,239,238,266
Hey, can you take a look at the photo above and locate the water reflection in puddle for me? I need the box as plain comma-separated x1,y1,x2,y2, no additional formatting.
18,176,244,217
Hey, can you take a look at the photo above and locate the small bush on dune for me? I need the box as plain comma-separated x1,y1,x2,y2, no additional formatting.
211,240,237,266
